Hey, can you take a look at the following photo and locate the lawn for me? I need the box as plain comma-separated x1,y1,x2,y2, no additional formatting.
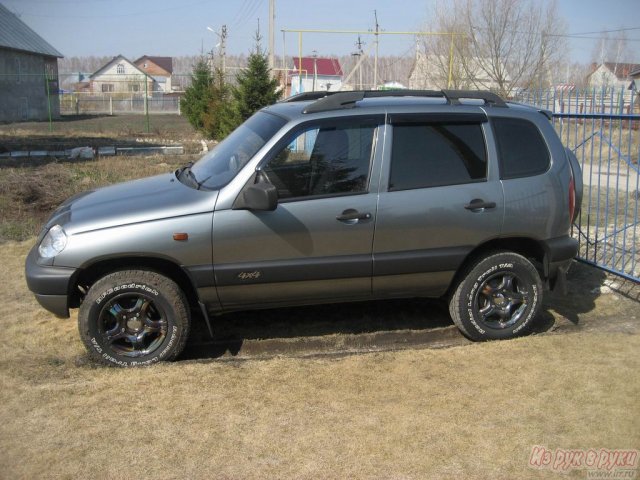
0,239,639,479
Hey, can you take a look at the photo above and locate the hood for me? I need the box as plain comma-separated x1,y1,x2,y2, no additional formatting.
45,172,218,235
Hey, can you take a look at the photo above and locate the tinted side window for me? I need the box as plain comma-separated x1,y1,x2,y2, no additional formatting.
492,117,550,179
264,122,376,200
389,123,487,191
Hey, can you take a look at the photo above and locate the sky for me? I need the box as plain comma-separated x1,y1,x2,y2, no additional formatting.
3,0,639,69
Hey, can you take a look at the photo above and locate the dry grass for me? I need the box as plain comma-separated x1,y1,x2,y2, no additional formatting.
555,120,639,168
0,114,204,243
0,155,195,242
0,241,638,479
0,114,199,143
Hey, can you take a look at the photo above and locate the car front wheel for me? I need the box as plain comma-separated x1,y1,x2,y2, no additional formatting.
449,252,543,341
78,270,190,367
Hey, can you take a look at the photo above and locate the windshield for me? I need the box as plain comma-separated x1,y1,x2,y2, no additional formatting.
183,111,287,190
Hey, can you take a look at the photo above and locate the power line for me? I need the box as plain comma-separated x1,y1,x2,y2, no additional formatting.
546,33,640,42
231,0,253,28
566,26,640,36
466,25,640,43
233,0,262,29
244,0,263,27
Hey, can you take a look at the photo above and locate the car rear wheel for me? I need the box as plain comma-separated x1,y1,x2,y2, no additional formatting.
449,252,543,341
78,270,190,367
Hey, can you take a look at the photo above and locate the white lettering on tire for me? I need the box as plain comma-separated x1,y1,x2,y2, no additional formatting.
96,283,159,304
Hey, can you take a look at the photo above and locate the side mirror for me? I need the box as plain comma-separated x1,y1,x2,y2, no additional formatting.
234,180,278,211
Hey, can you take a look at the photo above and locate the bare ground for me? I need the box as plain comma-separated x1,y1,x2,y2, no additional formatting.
0,240,638,479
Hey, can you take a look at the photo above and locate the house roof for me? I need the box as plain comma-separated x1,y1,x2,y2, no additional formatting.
590,62,640,80
293,57,343,76
0,4,62,58
135,56,173,74
90,54,147,78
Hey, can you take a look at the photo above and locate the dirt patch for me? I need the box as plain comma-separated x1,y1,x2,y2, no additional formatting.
0,114,205,157
178,259,639,361
0,154,197,241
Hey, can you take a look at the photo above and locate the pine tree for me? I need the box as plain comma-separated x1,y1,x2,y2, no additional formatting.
229,35,282,129
202,66,236,140
180,59,213,132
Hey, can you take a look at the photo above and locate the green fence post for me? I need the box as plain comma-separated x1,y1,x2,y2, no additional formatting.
144,73,150,133
45,71,53,132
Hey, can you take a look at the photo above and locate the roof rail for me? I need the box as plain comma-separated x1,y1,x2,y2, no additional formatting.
290,89,507,113
441,90,507,107
282,91,338,103
303,92,365,113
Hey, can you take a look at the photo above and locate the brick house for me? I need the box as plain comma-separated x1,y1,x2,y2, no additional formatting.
134,56,173,93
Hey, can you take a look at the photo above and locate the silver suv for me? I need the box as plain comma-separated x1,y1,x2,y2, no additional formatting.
26,90,582,367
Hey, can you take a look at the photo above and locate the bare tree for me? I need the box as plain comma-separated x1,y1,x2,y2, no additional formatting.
421,0,567,96
591,31,634,71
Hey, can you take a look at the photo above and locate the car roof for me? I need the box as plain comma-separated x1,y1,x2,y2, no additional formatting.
263,90,547,122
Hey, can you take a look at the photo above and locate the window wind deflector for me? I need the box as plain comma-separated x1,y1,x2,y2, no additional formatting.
388,113,487,125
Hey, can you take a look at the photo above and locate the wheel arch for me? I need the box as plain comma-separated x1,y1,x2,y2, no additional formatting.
70,256,202,311
447,237,546,298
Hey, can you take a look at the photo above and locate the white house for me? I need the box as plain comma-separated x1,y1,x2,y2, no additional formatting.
289,57,343,96
408,49,508,92
89,55,151,94
587,62,640,90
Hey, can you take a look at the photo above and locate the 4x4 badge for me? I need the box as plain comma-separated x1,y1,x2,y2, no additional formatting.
237,271,261,280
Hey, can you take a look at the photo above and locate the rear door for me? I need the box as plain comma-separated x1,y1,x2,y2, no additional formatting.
212,115,385,309
372,112,504,297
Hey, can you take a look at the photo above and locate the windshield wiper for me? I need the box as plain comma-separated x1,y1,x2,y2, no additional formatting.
195,175,213,190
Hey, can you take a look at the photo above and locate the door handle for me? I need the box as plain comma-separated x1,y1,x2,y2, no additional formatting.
336,209,372,222
464,199,496,211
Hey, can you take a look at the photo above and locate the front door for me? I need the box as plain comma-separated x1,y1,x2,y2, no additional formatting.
212,116,384,310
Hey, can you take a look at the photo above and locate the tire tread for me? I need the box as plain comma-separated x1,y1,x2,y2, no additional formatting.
78,269,190,366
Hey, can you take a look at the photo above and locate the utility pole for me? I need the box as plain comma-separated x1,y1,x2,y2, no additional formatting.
353,35,364,90
373,10,380,89
206,25,227,75
219,25,227,76
269,0,275,72
312,50,318,91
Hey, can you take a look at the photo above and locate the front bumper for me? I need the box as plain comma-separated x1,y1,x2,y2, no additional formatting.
25,246,76,318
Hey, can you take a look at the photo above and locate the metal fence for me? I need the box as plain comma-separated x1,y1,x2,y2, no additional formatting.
59,92,182,115
514,87,639,282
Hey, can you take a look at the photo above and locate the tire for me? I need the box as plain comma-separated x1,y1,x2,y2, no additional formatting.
449,251,543,341
78,270,190,367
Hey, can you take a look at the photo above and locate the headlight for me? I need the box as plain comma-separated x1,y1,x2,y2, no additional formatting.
38,225,68,258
